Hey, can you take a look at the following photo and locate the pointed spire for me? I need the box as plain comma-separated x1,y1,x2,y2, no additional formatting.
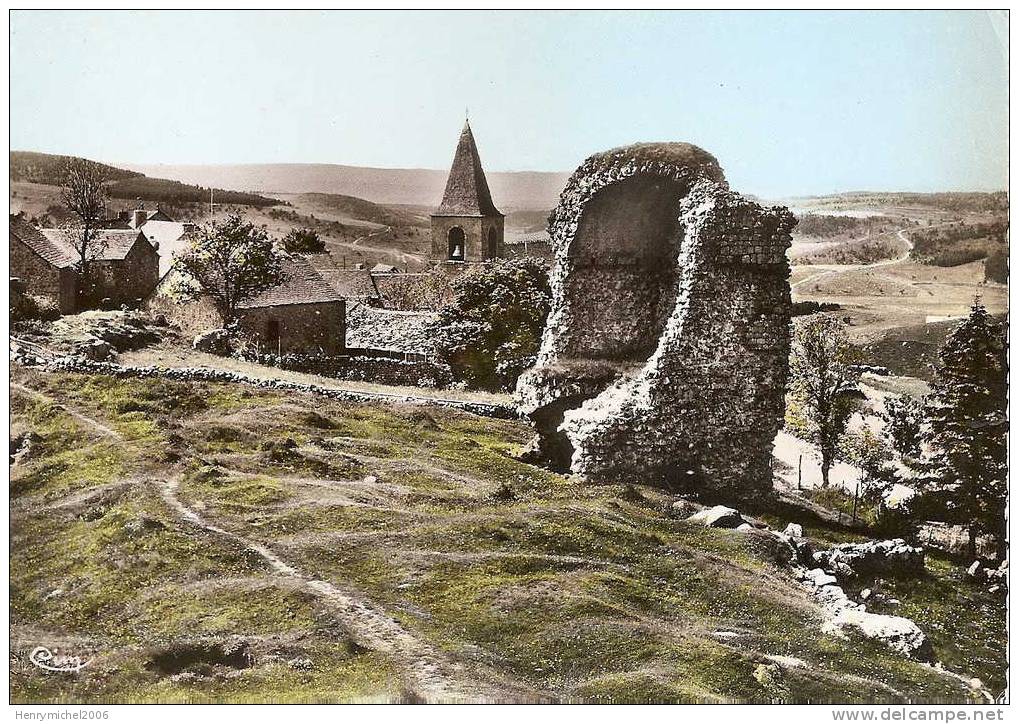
434,121,502,217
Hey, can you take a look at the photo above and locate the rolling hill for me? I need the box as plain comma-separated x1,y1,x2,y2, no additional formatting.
119,162,570,210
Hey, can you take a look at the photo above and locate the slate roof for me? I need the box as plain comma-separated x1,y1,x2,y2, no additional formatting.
40,228,149,261
10,216,75,268
237,255,344,309
307,255,381,300
433,121,502,218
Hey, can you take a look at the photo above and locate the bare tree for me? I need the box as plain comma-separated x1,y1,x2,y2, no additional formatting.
61,159,110,306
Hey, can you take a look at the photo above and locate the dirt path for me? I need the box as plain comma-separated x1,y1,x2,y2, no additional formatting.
151,476,500,701
791,228,915,294
11,382,123,441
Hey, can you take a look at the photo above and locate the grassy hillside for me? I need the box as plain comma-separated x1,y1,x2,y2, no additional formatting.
279,193,427,228
10,367,997,703
10,151,280,209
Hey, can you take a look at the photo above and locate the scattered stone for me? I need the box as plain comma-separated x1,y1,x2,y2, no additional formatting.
712,631,740,640
967,560,983,579
363,475,378,485
43,589,64,601
687,505,745,529
783,523,803,538
287,657,314,671
669,499,697,518
77,338,115,362
860,588,872,601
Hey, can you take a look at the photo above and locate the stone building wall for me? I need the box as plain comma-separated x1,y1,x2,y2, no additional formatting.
238,301,345,356
515,143,794,501
95,241,160,306
430,216,504,262
9,236,77,313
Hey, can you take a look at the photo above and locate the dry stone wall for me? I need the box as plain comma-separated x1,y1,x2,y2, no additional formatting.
516,143,795,499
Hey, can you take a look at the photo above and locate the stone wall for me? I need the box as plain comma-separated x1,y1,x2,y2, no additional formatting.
430,216,504,263
516,143,795,500
237,301,345,356
9,236,76,314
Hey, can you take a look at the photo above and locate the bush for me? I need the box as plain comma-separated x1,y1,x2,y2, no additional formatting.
430,258,551,391
10,292,60,322
282,228,325,253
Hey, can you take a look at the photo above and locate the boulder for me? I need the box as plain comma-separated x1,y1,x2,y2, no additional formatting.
77,338,115,362
823,608,931,659
783,523,803,538
804,568,838,587
687,505,744,529
814,538,924,579
967,560,983,579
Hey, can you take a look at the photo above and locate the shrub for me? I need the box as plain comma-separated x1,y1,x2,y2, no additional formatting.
430,258,551,391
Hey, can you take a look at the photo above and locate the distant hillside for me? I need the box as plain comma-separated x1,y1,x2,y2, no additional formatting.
281,192,426,228
10,151,281,208
784,191,1008,213
120,162,570,210
11,151,141,184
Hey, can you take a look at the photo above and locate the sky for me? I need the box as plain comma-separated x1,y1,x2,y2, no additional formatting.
9,10,1009,196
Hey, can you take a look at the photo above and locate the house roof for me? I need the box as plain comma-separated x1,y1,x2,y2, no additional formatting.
41,228,149,261
371,263,400,274
433,121,502,218
138,220,190,276
237,255,344,309
10,216,76,269
307,255,381,300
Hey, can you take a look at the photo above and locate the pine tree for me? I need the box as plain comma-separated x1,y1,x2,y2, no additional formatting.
923,300,1007,560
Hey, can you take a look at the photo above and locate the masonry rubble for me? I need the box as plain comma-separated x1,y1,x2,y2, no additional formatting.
516,142,794,500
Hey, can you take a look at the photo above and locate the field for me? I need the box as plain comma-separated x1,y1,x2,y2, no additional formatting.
9,367,1003,703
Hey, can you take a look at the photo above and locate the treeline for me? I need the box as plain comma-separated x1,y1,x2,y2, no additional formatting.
107,176,280,208
10,151,141,184
795,213,894,239
804,191,1008,213
909,219,1008,268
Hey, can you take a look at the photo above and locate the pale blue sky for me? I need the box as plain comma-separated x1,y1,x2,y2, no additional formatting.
10,10,1008,196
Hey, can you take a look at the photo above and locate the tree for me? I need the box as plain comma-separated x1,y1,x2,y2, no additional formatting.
922,300,1007,560
61,158,110,306
431,258,551,391
883,395,925,463
282,227,325,254
172,215,287,320
788,316,862,488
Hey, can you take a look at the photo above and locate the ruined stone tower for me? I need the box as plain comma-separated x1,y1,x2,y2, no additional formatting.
430,121,504,264
515,143,795,501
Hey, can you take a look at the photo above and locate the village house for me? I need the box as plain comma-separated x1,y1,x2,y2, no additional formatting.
9,215,78,313
146,255,346,355
308,254,382,306
105,208,193,276
430,121,504,263
9,215,160,312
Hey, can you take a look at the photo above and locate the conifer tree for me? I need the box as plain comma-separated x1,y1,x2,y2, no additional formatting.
923,300,1007,560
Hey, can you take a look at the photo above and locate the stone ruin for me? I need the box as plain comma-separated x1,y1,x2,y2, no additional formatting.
515,143,795,499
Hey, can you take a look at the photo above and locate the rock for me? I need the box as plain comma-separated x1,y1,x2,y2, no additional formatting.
967,560,983,579
77,338,115,362
804,568,838,587
783,523,803,538
736,523,754,532
287,657,314,671
363,475,378,485
686,505,744,529
670,499,696,518
814,538,924,579
193,328,235,356
823,608,931,659
860,588,872,601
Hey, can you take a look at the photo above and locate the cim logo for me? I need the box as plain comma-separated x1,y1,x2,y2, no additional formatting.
28,646,92,673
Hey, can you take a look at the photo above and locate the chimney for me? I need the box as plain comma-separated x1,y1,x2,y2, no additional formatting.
132,210,147,228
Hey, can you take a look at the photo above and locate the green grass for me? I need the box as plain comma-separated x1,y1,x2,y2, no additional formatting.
9,368,992,703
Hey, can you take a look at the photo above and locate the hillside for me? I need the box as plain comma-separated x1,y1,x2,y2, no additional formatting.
9,365,999,703
10,151,280,208
120,162,570,210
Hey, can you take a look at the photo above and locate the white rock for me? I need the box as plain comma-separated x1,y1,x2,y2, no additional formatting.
363,475,378,484
805,568,838,587
860,588,872,600
736,523,754,532
783,523,803,538
823,608,929,658
967,560,982,578
686,505,744,529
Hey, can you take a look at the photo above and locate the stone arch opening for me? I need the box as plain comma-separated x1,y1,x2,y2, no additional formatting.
562,174,687,366
447,227,466,261
486,227,498,259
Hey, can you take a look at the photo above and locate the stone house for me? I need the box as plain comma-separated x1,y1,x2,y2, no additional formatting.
430,121,504,263
308,255,382,306
9,215,77,314
10,216,159,312
146,255,346,355
40,228,159,306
